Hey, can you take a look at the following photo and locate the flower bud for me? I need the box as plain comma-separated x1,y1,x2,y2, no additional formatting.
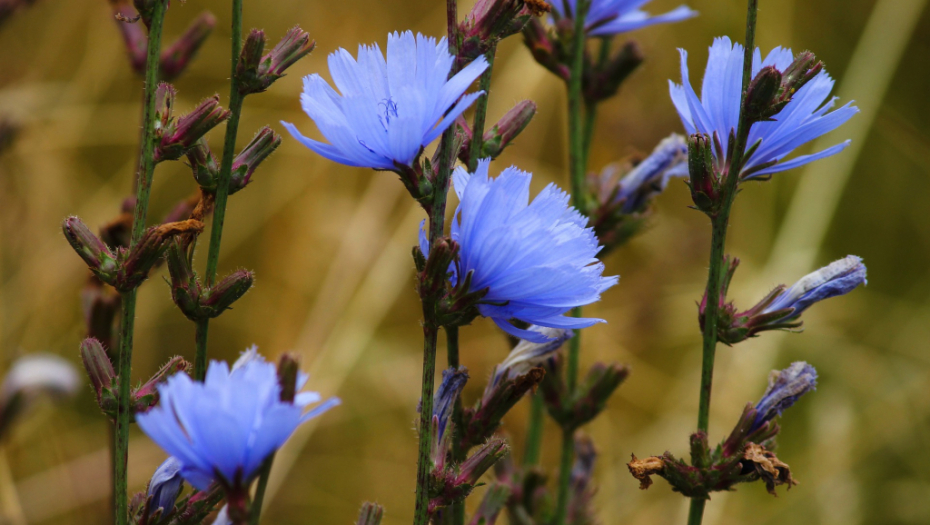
80,338,115,403
62,217,119,280
237,27,315,95
157,95,230,162
356,502,384,525
478,101,536,159
201,270,254,315
459,0,546,61
522,17,570,82
431,367,469,445
81,280,121,353
146,457,184,520
160,12,216,80
133,356,190,415
462,365,543,452
687,133,720,215
186,139,220,190
120,220,204,291
570,362,629,427
743,65,782,122
779,51,822,99
584,40,644,104
276,353,300,403
229,127,281,194
456,439,508,487
112,4,147,74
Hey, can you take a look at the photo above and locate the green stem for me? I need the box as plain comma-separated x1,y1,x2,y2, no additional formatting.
467,45,497,173
553,426,575,525
446,325,465,525
522,393,545,466
580,38,610,164
194,319,208,380
195,0,245,379
688,2,758,525
567,0,590,216
114,2,168,523
413,323,439,525
249,453,275,525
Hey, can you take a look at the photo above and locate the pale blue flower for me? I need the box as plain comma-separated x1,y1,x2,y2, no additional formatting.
137,349,339,491
763,255,867,322
421,160,618,343
147,457,183,517
548,0,697,36
611,133,688,213
282,31,489,170
750,362,817,433
432,367,468,442
669,37,859,178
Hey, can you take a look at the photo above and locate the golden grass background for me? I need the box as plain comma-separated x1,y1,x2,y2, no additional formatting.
1,0,929,523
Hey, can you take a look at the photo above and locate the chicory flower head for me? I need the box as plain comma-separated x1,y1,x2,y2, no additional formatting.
421,160,618,343
763,255,867,322
137,348,339,492
669,36,858,178
750,361,818,433
548,0,697,36
492,326,572,386
282,31,488,170
610,133,688,214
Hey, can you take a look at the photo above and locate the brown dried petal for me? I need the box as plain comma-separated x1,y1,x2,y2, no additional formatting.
742,442,797,495
627,454,665,490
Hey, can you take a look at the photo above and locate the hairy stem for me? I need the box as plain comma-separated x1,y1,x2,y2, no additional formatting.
413,324,439,525
114,2,168,523
553,426,575,525
687,2,758,524
194,0,245,380
467,44,497,172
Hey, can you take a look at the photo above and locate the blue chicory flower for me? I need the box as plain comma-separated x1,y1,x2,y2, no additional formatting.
420,160,618,343
548,0,697,36
432,367,469,442
763,255,867,322
750,361,818,433
137,348,339,492
282,31,488,170
147,457,184,517
669,36,859,178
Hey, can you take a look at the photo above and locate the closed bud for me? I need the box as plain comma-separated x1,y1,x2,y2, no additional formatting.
120,220,203,291
456,439,508,487
459,0,546,61
276,353,300,403
229,127,281,194
237,28,314,95
132,0,158,29
522,17,570,81
112,4,147,74
186,139,220,190
570,362,629,428
160,12,216,80
687,133,720,215
62,217,119,280
201,270,254,315
356,502,384,525
133,356,190,414
157,95,230,162
155,82,177,127
584,41,644,104
235,29,267,91
430,367,469,446
80,338,115,403
479,100,536,159
743,66,782,122
81,281,121,353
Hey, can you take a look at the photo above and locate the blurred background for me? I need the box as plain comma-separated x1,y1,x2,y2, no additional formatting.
0,0,928,523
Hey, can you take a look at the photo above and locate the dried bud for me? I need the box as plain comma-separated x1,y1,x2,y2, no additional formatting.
160,12,216,80
356,502,384,525
157,95,230,162
741,443,797,495
80,338,115,403
627,454,665,490
584,40,644,104
687,133,720,215
478,101,536,159
62,217,119,280
237,27,315,95
229,127,281,194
